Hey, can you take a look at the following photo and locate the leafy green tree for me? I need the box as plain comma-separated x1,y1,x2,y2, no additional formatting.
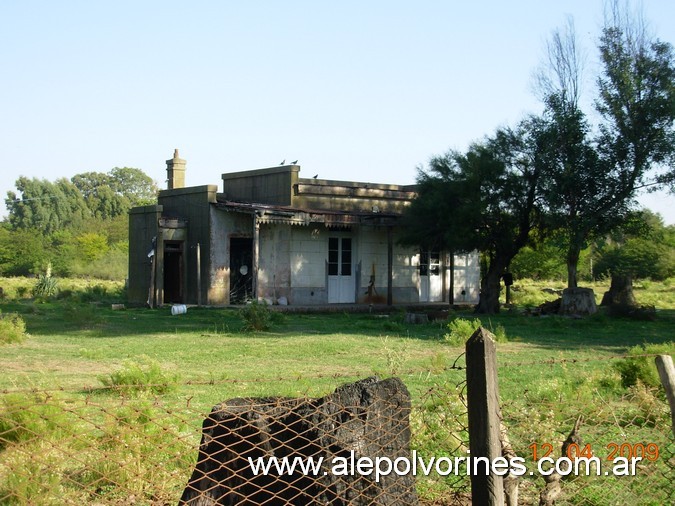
0,226,48,276
597,6,675,196
71,167,157,219
510,243,566,282
594,211,675,282
535,4,675,289
5,177,89,235
401,125,544,313
536,94,618,288
5,166,154,279
108,167,158,206
71,172,126,220
102,214,130,245
510,233,594,282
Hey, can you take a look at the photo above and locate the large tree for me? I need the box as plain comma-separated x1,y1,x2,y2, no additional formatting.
7,167,158,230
596,6,675,197
71,167,158,219
401,124,544,313
108,167,158,205
5,177,90,235
536,94,621,288
535,5,675,289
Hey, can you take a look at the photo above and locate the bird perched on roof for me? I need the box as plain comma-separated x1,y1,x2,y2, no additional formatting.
313,174,318,179
280,159,285,165
292,160,298,164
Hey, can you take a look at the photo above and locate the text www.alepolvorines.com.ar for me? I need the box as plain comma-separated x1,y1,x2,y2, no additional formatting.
248,450,644,482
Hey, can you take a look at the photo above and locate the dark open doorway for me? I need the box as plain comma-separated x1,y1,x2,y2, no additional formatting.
163,241,184,303
230,237,253,304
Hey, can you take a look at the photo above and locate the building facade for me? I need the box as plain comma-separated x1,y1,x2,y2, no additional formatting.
128,151,480,307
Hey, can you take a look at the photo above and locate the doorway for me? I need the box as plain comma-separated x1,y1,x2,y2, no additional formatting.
163,241,184,303
419,251,442,302
230,237,253,304
327,236,355,303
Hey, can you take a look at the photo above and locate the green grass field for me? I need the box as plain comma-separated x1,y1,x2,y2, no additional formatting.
0,277,673,505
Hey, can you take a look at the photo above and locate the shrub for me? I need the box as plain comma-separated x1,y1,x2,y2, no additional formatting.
0,311,28,345
444,317,507,346
75,233,109,263
239,299,273,331
79,284,108,302
613,342,674,389
68,244,128,281
99,356,180,396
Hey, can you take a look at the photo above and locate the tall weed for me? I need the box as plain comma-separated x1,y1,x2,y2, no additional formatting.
0,395,194,504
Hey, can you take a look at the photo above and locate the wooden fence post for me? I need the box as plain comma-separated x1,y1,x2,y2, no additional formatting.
655,354,675,437
466,327,505,505
196,242,202,307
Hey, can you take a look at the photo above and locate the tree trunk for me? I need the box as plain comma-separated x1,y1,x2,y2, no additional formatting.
600,274,636,307
475,261,504,314
559,287,597,316
566,245,580,289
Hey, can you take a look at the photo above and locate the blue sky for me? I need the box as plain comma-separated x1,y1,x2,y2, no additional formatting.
2,0,674,223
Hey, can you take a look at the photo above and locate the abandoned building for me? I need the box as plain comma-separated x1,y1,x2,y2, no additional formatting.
127,150,480,307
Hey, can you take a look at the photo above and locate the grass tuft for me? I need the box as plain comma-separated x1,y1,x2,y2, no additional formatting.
444,317,508,346
99,356,181,396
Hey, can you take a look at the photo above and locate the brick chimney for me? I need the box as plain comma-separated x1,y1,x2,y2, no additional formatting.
166,149,186,189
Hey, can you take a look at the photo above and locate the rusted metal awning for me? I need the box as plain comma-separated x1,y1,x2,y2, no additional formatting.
214,200,400,227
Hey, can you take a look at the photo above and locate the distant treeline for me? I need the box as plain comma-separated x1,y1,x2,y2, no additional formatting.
1,167,158,279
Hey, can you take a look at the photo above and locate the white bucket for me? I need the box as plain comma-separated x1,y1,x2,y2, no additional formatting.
171,304,187,315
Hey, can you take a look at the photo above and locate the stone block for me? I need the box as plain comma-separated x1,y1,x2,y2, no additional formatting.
180,377,418,505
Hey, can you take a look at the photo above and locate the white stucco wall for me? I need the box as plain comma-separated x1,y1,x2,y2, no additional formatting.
290,226,328,288
452,252,480,303
258,224,291,300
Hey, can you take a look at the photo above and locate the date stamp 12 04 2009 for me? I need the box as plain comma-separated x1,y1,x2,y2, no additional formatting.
528,442,660,477
529,442,660,462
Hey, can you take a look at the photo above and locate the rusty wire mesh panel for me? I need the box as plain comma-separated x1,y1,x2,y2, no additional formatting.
0,390,203,505
409,375,471,504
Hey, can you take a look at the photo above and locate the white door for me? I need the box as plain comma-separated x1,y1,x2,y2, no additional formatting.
419,251,442,302
327,237,355,303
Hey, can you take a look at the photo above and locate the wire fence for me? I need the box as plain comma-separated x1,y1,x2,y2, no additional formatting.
1,350,673,505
